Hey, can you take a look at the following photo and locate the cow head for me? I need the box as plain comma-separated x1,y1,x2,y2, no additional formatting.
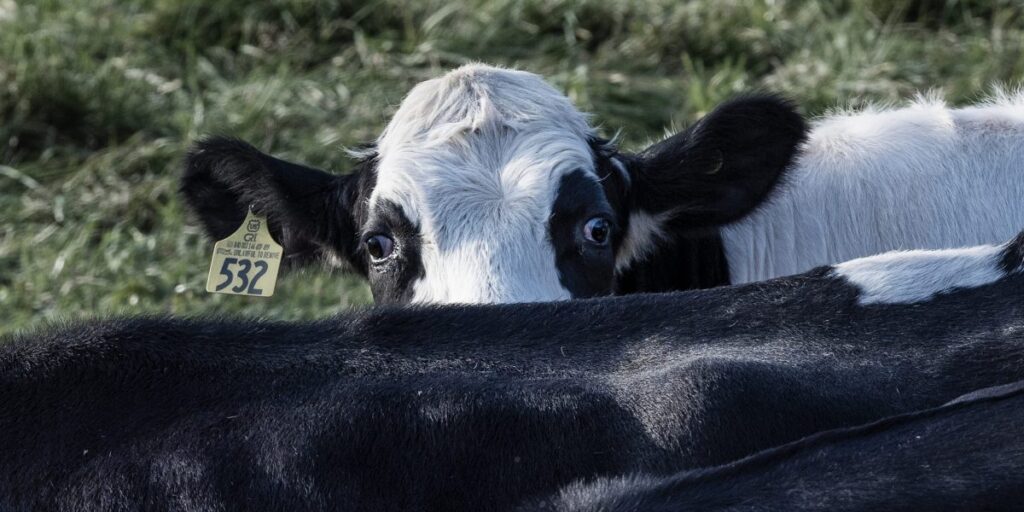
181,64,805,304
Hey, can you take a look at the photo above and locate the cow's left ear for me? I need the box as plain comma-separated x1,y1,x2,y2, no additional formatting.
624,95,806,227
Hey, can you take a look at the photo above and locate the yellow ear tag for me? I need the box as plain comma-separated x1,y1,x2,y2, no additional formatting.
205,208,283,297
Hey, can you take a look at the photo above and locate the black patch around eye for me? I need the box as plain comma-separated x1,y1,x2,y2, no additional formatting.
333,155,379,277
548,169,618,298
363,200,425,305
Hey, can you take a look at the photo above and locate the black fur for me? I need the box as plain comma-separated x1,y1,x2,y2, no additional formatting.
614,233,729,293
612,94,806,293
180,137,376,273
362,200,426,304
625,94,806,227
3,234,1024,511
544,381,1024,511
549,170,619,298
588,139,731,294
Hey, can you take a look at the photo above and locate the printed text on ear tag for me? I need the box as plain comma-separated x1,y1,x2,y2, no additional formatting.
206,209,283,297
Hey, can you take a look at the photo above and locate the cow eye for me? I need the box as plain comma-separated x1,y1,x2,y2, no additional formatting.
583,217,611,246
364,234,395,261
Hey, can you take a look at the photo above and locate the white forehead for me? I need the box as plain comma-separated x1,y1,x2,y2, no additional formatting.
370,64,599,229
367,64,600,303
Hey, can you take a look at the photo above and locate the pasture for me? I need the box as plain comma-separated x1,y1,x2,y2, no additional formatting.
2,0,1024,334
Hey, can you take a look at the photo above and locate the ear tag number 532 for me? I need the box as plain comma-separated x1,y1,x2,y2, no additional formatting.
205,208,283,297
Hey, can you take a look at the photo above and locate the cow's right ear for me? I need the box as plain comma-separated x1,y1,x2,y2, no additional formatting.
625,95,806,227
180,137,373,274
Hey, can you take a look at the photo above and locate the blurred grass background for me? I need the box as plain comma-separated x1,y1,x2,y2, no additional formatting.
1,0,1023,334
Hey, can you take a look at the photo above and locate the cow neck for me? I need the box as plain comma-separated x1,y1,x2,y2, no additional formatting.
614,229,730,294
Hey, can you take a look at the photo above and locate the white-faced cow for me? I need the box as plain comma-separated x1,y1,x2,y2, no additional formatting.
182,65,1024,304
3,233,1024,510
182,64,803,304
542,380,1024,512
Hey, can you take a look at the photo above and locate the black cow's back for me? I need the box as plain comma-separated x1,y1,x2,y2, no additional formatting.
1,267,1023,511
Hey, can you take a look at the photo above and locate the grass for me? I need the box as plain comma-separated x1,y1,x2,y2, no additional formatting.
1,0,1023,335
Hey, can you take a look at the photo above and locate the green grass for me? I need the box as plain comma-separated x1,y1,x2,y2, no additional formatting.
1,0,1023,334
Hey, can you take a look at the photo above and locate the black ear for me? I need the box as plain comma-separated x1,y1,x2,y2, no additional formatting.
180,137,374,273
627,94,806,227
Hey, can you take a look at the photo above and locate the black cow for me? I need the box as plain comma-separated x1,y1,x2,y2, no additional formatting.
3,233,1024,510
543,380,1024,511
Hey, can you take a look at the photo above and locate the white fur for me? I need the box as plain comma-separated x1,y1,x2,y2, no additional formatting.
833,243,1005,305
369,64,597,304
615,210,671,272
722,90,1024,284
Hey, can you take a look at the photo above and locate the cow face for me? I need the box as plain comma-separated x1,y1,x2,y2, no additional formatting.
181,65,805,304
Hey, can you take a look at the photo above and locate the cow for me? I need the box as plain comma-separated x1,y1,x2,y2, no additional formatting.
2,232,1024,511
181,64,1024,305
542,380,1024,511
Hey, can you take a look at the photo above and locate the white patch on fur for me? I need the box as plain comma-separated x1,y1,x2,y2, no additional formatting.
609,155,631,189
369,64,598,303
833,243,1004,305
722,89,1024,284
615,210,671,272
944,380,1024,406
